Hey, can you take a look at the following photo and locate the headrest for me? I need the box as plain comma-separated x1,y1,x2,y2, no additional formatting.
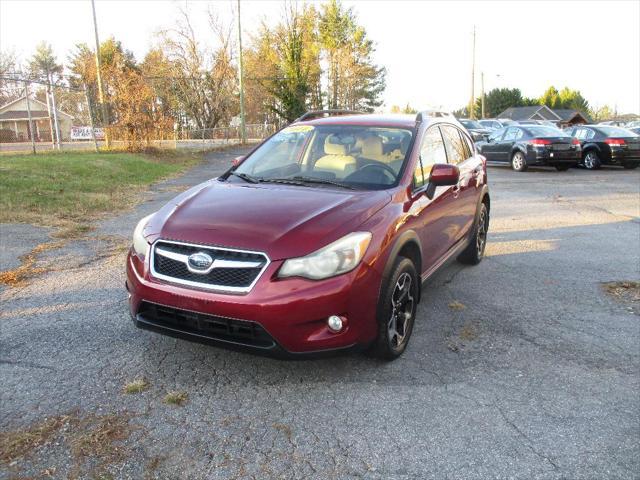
324,135,348,155
362,136,384,157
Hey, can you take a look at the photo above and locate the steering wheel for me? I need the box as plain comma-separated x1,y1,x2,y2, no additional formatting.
355,162,397,181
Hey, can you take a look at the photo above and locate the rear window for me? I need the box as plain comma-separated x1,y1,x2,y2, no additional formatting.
597,126,638,137
525,126,569,137
460,120,483,129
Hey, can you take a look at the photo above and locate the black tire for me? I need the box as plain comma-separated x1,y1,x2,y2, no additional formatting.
623,162,639,170
511,151,528,172
369,257,419,360
555,164,570,171
458,202,489,265
583,150,601,170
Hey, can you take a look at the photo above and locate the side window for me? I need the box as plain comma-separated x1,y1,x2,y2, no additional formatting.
585,129,595,140
415,127,446,188
458,129,473,159
441,125,467,164
503,127,518,141
574,129,585,140
489,129,504,142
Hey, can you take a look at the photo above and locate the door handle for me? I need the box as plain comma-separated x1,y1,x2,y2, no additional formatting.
452,185,461,198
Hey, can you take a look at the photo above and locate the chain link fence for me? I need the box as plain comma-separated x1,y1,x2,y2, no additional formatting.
0,76,275,154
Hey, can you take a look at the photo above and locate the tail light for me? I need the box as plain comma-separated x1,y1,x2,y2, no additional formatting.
604,138,626,146
572,138,580,145
530,138,551,146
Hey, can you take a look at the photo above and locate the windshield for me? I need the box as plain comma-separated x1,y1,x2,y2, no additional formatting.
232,124,414,189
597,126,638,137
460,120,483,129
525,126,569,137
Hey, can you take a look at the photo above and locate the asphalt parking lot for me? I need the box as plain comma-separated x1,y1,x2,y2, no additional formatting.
1,149,639,479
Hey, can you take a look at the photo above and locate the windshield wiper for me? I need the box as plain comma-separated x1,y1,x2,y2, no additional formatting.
260,178,309,187
229,171,260,184
288,176,355,190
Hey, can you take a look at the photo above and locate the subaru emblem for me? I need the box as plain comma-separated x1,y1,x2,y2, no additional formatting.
187,252,214,272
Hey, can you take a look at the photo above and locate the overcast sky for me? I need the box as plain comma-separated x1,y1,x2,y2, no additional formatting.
1,0,639,113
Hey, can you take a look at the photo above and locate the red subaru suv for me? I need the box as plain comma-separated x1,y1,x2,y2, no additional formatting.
126,111,490,359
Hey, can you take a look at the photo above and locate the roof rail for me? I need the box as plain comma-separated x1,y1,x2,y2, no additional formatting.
293,110,365,123
415,110,454,123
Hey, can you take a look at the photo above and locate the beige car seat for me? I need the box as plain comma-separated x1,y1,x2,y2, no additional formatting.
362,136,404,168
314,136,357,178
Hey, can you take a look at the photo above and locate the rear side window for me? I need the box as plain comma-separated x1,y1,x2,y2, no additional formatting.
415,126,447,188
441,125,468,164
504,128,523,141
489,129,505,142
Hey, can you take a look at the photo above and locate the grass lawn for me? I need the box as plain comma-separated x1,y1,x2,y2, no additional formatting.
0,150,200,235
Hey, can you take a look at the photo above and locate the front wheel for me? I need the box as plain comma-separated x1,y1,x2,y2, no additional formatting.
458,202,489,265
623,162,639,170
370,257,418,360
511,151,528,172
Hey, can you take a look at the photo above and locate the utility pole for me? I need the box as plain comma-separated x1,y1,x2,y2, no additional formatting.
469,25,476,119
481,72,485,119
84,84,99,153
237,0,247,144
49,72,62,150
91,0,110,148
44,70,55,150
24,83,36,154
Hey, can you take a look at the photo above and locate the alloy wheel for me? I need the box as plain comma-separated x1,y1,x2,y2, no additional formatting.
584,152,597,169
476,208,487,258
388,272,414,349
512,153,525,171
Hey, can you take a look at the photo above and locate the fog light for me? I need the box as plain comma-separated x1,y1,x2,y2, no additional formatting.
327,315,343,332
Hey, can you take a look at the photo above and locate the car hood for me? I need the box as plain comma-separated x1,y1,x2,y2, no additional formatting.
144,180,392,260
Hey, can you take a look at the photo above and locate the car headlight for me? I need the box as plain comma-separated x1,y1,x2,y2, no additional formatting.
278,232,372,280
132,214,154,257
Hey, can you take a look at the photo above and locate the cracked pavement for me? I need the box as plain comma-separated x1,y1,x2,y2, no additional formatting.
1,150,639,479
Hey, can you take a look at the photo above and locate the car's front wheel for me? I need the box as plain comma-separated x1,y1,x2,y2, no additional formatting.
370,257,418,360
623,162,639,170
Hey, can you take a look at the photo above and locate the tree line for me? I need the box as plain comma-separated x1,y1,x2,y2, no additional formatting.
0,0,385,148
452,85,618,122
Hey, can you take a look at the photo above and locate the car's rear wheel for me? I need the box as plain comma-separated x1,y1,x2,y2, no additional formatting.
370,257,418,360
458,202,488,265
511,151,528,172
623,162,639,170
555,164,570,171
583,150,601,170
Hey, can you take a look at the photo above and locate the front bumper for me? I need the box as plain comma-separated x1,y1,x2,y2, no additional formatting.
126,249,382,355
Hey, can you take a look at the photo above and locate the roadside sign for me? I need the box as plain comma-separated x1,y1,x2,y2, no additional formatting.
70,126,105,140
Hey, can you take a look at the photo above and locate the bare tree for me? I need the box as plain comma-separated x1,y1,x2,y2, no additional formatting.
157,7,238,131
0,50,23,105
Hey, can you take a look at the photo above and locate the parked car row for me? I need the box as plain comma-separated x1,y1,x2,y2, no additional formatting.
474,124,639,171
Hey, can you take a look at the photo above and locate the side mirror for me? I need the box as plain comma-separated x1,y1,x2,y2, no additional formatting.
425,164,460,199
232,155,245,167
429,163,460,187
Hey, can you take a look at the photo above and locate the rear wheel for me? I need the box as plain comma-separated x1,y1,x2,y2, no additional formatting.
583,150,601,170
555,164,570,171
623,162,639,170
511,151,528,172
370,257,418,360
458,202,488,265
